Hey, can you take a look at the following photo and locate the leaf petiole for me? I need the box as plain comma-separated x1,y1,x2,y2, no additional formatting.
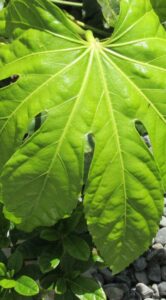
51,0,83,7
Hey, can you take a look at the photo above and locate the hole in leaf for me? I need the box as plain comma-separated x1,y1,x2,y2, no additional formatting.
135,120,152,150
23,111,47,142
0,74,19,88
81,133,95,199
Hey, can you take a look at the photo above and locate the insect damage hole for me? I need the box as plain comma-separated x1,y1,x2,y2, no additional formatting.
81,132,95,200
135,120,152,151
23,111,48,142
0,74,19,88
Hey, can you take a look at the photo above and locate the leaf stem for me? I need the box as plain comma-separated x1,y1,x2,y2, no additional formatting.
51,0,83,7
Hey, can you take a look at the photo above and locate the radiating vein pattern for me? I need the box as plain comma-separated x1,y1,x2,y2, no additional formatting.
0,0,165,273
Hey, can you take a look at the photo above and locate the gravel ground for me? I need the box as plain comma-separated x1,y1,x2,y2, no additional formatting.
87,197,166,300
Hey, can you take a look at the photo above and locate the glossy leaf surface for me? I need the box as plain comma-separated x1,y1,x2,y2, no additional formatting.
0,0,166,273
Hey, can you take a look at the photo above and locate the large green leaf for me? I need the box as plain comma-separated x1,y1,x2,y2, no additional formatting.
0,0,166,273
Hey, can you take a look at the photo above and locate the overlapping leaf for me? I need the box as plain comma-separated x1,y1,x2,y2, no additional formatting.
151,0,166,25
0,0,166,273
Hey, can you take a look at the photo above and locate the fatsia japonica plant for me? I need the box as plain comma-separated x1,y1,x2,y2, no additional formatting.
0,0,166,298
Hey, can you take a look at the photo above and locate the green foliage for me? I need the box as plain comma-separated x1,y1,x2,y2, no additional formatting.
70,276,106,299
0,0,166,297
0,203,105,299
150,0,166,25
63,235,90,261
97,0,119,27
14,276,39,296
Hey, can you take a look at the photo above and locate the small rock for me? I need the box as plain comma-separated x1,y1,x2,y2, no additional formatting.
147,248,166,264
152,243,163,250
158,282,166,296
104,284,125,300
162,266,166,281
136,283,153,299
115,270,132,287
160,216,166,227
163,207,166,217
135,271,149,285
152,283,160,299
147,264,161,283
155,228,166,245
128,289,142,300
133,257,147,272
99,268,113,283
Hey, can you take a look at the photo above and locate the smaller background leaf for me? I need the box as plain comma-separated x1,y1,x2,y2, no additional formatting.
0,262,6,276
55,278,67,295
70,276,106,300
14,276,39,296
8,251,23,273
150,0,166,25
0,279,16,289
39,247,60,274
63,235,90,261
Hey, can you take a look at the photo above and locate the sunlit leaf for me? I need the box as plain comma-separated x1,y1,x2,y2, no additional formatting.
0,0,166,273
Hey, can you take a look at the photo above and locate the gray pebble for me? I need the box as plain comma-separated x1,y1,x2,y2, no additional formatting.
133,257,147,272
136,283,153,299
158,282,166,296
115,272,132,287
147,248,166,264
152,243,163,250
163,207,166,217
99,268,113,283
147,264,161,283
104,284,125,300
164,197,166,206
135,271,149,285
160,216,166,227
152,283,160,299
162,266,166,281
155,228,166,245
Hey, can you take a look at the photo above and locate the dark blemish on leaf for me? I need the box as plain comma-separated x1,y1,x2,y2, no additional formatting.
22,111,48,143
135,120,152,150
0,74,19,88
81,133,95,199
135,120,147,136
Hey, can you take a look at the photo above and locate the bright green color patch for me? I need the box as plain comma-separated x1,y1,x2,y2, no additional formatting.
14,276,39,296
0,279,16,289
0,0,166,274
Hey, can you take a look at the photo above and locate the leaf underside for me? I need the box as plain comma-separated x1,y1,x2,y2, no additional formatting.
0,0,166,273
